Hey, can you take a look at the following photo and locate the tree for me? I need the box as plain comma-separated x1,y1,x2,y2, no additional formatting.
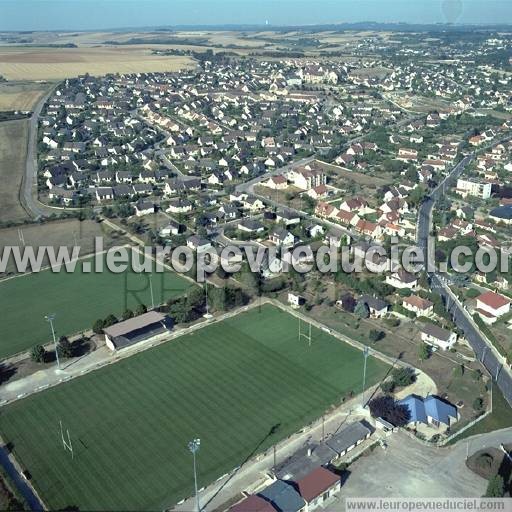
93,319,105,334
57,336,73,359
484,474,504,497
380,380,395,394
103,314,118,328
369,330,384,343
418,343,431,361
208,287,227,312
135,303,147,316
391,367,416,387
473,397,484,412
340,294,356,313
122,309,134,321
368,396,410,427
354,301,370,319
31,345,46,363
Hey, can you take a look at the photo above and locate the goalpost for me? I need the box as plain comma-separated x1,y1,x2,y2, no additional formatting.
298,317,312,346
59,420,74,459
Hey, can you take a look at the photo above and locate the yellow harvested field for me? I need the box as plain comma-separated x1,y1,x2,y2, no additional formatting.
0,47,196,80
0,82,51,111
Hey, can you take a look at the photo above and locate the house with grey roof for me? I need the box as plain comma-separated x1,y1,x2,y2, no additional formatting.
274,443,337,482
104,312,172,351
325,420,374,458
258,480,306,512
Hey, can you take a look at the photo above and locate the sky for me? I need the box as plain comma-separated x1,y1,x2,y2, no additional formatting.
0,0,511,31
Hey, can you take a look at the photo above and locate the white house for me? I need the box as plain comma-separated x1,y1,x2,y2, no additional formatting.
288,293,305,307
186,235,212,252
476,291,511,324
421,324,457,350
403,296,434,317
386,269,418,290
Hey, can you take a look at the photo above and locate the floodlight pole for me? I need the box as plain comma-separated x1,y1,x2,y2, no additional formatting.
205,281,209,316
149,274,155,310
188,438,201,512
45,314,60,371
362,346,369,407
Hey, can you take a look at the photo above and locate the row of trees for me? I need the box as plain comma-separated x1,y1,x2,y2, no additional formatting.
30,336,76,364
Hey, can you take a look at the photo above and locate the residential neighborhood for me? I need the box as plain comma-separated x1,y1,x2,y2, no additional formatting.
1,10,512,512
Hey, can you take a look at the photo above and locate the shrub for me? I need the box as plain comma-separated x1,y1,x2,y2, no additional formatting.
93,319,105,334
391,367,416,387
369,329,385,342
380,381,395,394
135,304,147,316
368,395,410,427
473,397,484,412
57,336,73,359
103,314,118,328
384,317,400,328
31,345,46,363
122,309,134,321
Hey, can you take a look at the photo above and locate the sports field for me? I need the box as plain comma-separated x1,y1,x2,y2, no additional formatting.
0,255,192,359
0,305,388,511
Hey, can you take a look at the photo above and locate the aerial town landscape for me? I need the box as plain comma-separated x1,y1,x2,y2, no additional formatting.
1,1,512,510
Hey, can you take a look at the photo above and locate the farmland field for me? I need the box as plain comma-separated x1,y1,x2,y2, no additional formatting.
0,219,125,275
0,119,29,222
0,47,196,80
0,81,51,111
0,255,192,359
0,304,389,511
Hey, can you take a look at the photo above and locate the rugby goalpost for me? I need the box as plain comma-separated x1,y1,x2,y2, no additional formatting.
298,317,312,346
59,420,74,459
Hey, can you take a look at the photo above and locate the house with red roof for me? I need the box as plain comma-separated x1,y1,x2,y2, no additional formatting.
263,175,288,190
476,291,511,325
295,467,341,511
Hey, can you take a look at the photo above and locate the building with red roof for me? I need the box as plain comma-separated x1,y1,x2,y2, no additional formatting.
476,291,511,324
295,467,341,510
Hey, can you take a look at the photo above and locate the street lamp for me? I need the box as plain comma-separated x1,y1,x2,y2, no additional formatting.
45,314,61,371
188,438,201,512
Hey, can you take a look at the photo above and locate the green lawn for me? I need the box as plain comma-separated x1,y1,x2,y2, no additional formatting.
0,256,192,359
447,385,512,444
0,305,389,511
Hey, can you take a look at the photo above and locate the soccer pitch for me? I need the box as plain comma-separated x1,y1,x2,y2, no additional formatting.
0,256,192,359
0,305,389,511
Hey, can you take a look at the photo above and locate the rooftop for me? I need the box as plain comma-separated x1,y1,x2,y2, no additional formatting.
103,311,167,339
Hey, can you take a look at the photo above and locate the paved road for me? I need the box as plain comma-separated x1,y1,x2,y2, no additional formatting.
21,84,59,219
417,136,512,407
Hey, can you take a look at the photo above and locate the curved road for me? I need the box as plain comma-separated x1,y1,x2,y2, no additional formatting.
21,84,59,219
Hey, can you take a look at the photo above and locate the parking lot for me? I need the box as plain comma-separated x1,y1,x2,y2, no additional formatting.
323,431,487,510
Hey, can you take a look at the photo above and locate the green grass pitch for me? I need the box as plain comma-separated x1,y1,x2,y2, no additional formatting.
0,256,192,359
0,304,389,511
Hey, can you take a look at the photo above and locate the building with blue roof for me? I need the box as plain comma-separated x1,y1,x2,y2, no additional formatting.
398,394,458,429
258,480,306,512
490,205,512,225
